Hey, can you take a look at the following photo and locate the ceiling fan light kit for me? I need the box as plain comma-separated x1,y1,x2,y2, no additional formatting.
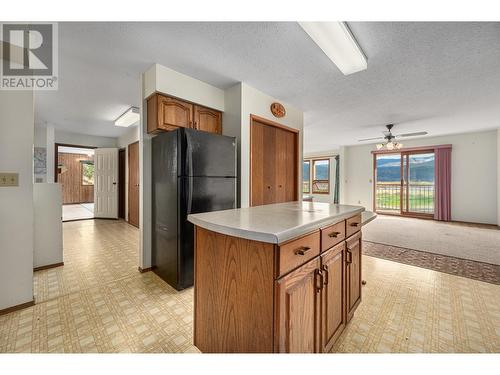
359,124,428,150
376,140,402,151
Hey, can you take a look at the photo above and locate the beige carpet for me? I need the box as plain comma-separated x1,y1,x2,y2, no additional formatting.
363,215,500,265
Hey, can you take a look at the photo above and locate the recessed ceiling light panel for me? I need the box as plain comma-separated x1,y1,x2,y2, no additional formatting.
115,106,140,127
299,22,367,75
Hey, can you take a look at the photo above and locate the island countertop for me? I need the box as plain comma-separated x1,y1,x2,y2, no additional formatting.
188,201,365,244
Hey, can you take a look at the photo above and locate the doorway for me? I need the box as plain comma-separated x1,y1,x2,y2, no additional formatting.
55,144,96,221
373,150,435,218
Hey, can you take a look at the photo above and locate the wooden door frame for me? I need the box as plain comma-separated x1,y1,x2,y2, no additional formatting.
127,141,139,227
54,143,97,183
249,114,299,207
372,149,435,219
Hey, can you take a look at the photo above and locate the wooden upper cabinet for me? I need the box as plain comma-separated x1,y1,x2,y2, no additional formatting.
275,257,320,353
320,242,346,353
346,232,362,322
158,95,192,131
147,93,222,134
194,105,222,134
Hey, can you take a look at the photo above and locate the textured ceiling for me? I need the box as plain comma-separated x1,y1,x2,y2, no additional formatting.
35,22,500,151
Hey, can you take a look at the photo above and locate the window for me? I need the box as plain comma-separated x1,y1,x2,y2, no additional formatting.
312,159,330,194
302,158,330,194
81,162,94,186
302,160,310,193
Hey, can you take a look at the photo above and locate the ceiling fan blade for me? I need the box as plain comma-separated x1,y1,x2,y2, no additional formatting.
396,131,428,137
358,136,384,142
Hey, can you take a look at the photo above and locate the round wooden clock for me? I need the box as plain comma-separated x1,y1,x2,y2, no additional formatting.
270,102,286,118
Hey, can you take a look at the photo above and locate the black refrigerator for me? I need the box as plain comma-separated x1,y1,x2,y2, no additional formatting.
152,128,237,290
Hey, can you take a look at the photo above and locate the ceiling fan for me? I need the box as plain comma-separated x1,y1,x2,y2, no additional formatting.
358,124,428,150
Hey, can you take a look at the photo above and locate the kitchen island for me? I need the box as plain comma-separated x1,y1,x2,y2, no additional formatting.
188,201,374,353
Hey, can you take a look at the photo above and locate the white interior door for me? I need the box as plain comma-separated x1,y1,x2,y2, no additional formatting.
94,148,118,219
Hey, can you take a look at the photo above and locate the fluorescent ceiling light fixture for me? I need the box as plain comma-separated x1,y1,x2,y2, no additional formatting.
299,22,367,75
115,107,140,127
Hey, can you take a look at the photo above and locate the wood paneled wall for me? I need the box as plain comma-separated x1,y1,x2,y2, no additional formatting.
58,153,94,204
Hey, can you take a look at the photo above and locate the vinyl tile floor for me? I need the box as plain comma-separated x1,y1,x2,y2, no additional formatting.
62,203,94,221
1,220,499,353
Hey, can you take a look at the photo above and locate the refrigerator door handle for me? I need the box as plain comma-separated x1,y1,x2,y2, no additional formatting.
186,177,193,214
186,135,194,177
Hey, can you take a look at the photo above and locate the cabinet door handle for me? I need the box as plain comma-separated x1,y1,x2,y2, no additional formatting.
322,264,329,285
328,231,341,238
350,222,360,227
314,269,324,293
346,249,352,264
294,246,311,256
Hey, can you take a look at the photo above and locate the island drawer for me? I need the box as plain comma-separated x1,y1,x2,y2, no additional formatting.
277,231,320,278
320,220,346,252
346,214,362,237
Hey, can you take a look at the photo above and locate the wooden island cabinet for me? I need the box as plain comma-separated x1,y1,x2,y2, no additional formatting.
189,203,368,353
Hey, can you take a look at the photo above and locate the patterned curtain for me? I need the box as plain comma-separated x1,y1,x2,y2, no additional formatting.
333,155,340,204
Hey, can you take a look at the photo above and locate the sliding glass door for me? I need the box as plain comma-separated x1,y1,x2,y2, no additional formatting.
374,150,435,217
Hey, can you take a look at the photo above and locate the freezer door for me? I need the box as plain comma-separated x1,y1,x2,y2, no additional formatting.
152,131,179,288
177,176,237,289
179,128,236,177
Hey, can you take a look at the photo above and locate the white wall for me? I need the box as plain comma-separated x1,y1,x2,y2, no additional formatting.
117,126,140,222
343,130,498,225
0,90,34,310
55,129,117,148
145,64,225,111
225,82,304,208
222,84,243,206
302,153,338,203
33,127,118,182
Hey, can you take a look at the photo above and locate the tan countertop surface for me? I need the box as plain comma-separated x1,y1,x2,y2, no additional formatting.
188,201,365,244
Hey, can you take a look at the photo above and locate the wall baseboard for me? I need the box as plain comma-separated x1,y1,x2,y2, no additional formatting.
34,262,64,272
138,266,153,273
0,299,35,316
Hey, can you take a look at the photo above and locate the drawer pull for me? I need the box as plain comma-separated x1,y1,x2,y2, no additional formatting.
346,249,353,264
350,222,360,228
294,246,311,256
328,231,341,238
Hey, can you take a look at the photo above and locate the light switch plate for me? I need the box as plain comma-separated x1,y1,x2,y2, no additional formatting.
0,173,19,187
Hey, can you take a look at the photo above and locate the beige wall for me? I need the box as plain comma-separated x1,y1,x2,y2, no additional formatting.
343,130,498,225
